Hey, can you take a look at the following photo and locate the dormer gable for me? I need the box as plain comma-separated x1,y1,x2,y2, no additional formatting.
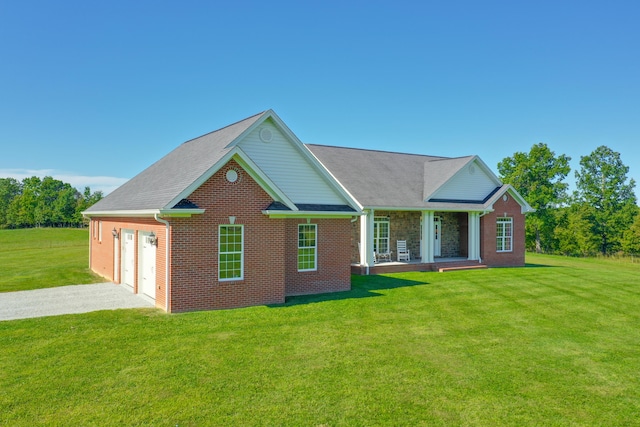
427,156,502,203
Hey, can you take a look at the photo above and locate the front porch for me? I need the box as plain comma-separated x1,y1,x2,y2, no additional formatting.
351,257,487,275
353,209,484,275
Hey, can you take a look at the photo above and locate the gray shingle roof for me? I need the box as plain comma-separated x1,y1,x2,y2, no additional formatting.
86,112,266,212
306,144,483,209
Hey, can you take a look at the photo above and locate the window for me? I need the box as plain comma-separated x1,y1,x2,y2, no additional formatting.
98,221,102,242
219,225,243,280
374,217,390,254
496,217,513,252
298,224,317,271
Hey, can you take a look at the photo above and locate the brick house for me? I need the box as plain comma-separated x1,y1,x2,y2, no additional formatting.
84,110,533,312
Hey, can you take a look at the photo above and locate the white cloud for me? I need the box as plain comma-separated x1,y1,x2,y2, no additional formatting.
0,169,129,195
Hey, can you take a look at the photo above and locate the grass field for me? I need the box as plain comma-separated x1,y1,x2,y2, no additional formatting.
1,248,639,426
0,228,101,292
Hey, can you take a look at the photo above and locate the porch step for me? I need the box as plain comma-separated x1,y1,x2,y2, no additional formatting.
438,264,487,273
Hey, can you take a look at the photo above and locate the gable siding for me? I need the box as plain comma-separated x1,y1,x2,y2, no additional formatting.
239,121,345,205
430,161,498,201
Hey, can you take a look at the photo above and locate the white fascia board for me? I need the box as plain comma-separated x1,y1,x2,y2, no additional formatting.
82,209,206,218
158,209,206,218
262,210,362,219
484,185,535,214
363,206,488,212
83,209,162,218
163,147,297,211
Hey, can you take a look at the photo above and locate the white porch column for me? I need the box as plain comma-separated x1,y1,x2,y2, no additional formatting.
360,209,375,267
468,212,481,261
421,211,435,264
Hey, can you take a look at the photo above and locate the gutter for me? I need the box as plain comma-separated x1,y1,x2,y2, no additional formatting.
154,214,171,313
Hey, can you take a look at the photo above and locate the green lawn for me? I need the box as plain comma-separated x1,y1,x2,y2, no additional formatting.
0,228,102,292
1,253,639,425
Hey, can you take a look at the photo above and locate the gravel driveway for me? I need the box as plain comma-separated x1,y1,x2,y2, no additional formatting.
0,283,154,321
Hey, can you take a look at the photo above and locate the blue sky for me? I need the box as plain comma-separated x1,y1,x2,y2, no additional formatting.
1,0,639,194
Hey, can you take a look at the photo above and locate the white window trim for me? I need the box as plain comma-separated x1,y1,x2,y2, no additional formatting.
98,221,102,242
496,217,513,253
218,225,244,281
298,223,317,272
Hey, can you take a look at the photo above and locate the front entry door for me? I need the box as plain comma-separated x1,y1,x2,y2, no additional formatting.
138,232,156,300
434,217,442,257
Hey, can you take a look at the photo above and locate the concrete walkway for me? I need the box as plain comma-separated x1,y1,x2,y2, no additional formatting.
0,283,155,321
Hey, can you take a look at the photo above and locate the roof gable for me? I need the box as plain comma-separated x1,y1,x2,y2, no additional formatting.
85,110,359,215
427,156,502,202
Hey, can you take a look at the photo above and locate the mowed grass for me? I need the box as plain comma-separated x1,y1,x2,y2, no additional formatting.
1,252,639,426
0,228,102,292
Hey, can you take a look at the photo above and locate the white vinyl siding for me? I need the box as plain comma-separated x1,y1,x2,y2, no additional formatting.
430,161,498,201
496,217,513,252
219,225,244,281
239,120,344,204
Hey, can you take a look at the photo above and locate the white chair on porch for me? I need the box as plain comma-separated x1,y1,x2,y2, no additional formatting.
397,240,410,262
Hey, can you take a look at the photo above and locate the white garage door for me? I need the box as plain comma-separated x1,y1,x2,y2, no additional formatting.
121,230,135,289
138,232,156,300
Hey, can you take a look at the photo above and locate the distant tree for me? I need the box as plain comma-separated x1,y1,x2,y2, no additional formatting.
574,146,637,255
498,143,571,253
75,187,103,226
555,204,600,256
0,178,21,228
621,207,640,255
7,176,41,227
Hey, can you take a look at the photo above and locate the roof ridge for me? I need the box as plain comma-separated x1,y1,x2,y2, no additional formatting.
181,111,267,145
305,143,449,159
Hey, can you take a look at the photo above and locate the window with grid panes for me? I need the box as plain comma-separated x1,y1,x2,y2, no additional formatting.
219,225,243,280
298,224,317,271
496,217,513,252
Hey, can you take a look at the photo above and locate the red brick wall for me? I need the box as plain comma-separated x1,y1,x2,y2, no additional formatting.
89,217,168,310
285,218,352,296
168,159,286,312
91,159,354,313
480,194,526,267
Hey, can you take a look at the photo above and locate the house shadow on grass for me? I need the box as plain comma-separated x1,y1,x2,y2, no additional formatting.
524,263,554,268
268,275,428,308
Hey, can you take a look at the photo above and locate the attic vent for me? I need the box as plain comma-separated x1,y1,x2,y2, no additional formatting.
259,127,273,143
469,165,476,175
226,169,239,183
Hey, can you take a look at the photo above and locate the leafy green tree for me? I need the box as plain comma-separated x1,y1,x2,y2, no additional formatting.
555,204,600,256
574,145,637,255
621,207,640,255
0,178,21,228
498,143,571,253
75,187,103,226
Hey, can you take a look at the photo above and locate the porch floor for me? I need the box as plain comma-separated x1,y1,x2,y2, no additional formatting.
351,257,486,275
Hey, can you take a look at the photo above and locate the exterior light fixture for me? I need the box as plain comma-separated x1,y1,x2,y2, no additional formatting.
112,228,119,238
149,231,157,245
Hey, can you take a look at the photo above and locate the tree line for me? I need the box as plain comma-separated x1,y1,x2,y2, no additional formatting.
0,176,103,229
499,144,639,257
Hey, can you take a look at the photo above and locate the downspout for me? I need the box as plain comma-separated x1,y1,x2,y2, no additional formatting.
154,214,171,313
